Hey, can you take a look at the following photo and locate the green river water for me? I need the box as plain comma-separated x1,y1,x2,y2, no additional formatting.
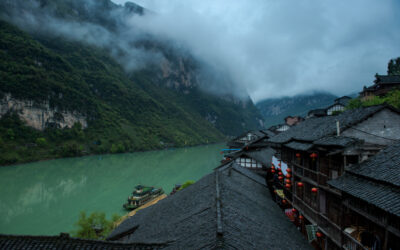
0,143,223,235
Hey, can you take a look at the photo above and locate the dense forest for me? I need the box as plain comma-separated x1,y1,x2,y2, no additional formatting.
0,1,263,165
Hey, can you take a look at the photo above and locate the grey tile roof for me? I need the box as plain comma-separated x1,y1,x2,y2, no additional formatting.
375,75,400,84
328,142,400,217
242,147,275,166
346,142,400,187
284,141,313,151
313,136,356,147
329,174,400,217
108,163,312,249
0,234,165,249
270,105,387,144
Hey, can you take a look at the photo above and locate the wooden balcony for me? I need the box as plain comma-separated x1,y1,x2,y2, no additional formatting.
292,162,318,186
342,232,369,250
293,194,318,224
318,213,342,247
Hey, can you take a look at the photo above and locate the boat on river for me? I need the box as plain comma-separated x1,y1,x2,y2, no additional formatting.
123,185,164,210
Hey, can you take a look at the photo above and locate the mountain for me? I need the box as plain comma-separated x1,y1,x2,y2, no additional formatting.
0,0,263,165
256,93,337,127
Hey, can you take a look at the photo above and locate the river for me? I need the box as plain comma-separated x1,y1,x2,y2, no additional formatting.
0,143,224,235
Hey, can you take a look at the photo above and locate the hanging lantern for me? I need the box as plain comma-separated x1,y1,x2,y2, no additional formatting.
297,182,304,187
299,215,304,220
292,208,297,213
286,173,291,178
271,169,276,173
310,152,318,159
278,176,284,181
278,171,283,176
311,187,318,193
271,165,275,170
285,183,291,189
316,232,323,238
273,190,277,194
277,167,282,172
282,199,287,204
286,168,292,173
295,153,301,158
285,179,291,184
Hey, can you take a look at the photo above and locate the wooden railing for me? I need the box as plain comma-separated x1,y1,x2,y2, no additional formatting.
342,232,369,250
292,162,318,183
293,194,318,224
318,213,342,245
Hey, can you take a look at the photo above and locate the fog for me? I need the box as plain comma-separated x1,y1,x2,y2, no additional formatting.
2,0,400,102
114,0,400,102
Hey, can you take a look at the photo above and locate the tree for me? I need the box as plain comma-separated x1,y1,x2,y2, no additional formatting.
71,211,121,240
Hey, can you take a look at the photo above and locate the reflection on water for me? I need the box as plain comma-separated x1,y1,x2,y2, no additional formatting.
0,144,223,235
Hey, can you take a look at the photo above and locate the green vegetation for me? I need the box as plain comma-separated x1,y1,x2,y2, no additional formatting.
346,90,400,110
0,19,262,165
178,180,195,190
387,57,400,75
71,211,121,240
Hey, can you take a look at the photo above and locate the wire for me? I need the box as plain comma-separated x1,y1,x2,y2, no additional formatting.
347,127,400,141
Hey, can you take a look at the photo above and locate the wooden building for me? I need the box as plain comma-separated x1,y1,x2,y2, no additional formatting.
226,130,267,149
326,96,352,116
233,147,275,176
360,75,400,100
329,142,400,250
268,105,400,249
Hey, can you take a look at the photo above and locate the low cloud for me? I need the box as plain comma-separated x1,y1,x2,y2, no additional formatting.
3,0,400,102
115,0,400,102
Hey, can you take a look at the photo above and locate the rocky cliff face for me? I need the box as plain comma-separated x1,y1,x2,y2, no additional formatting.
0,94,87,130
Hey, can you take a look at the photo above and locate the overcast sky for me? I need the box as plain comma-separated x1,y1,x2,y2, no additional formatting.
112,0,400,102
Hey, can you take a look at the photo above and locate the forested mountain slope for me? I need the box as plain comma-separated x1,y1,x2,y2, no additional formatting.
0,0,263,165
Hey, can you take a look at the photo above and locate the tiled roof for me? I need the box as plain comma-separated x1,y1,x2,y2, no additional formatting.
375,75,400,84
346,142,400,187
0,234,165,250
328,142,400,217
108,163,312,249
313,136,356,147
242,147,275,166
270,105,387,144
329,174,400,217
284,141,313,151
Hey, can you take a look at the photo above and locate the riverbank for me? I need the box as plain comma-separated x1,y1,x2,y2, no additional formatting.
0,143,223,235
0,140,226,167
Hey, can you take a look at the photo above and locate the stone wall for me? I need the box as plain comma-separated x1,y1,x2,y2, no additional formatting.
0,93,87,131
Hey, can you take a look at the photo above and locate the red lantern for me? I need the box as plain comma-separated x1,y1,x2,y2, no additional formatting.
278,176,284,181
271,169,276,173
299,215,304,220
285,183,291,189
271,165,275,170
282,199,287,204
292,208,297,213
310,152,318,159
273,190,277,194
297,182,304,187
285,173,291,178
311,187,318,193
278,171,283,176
277,167,281,172
285,179,291,184
286,168,292,173
316,232,323,238
295,153,301,158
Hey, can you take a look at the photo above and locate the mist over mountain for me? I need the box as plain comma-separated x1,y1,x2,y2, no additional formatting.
256,93,338,127
0,0,263,165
